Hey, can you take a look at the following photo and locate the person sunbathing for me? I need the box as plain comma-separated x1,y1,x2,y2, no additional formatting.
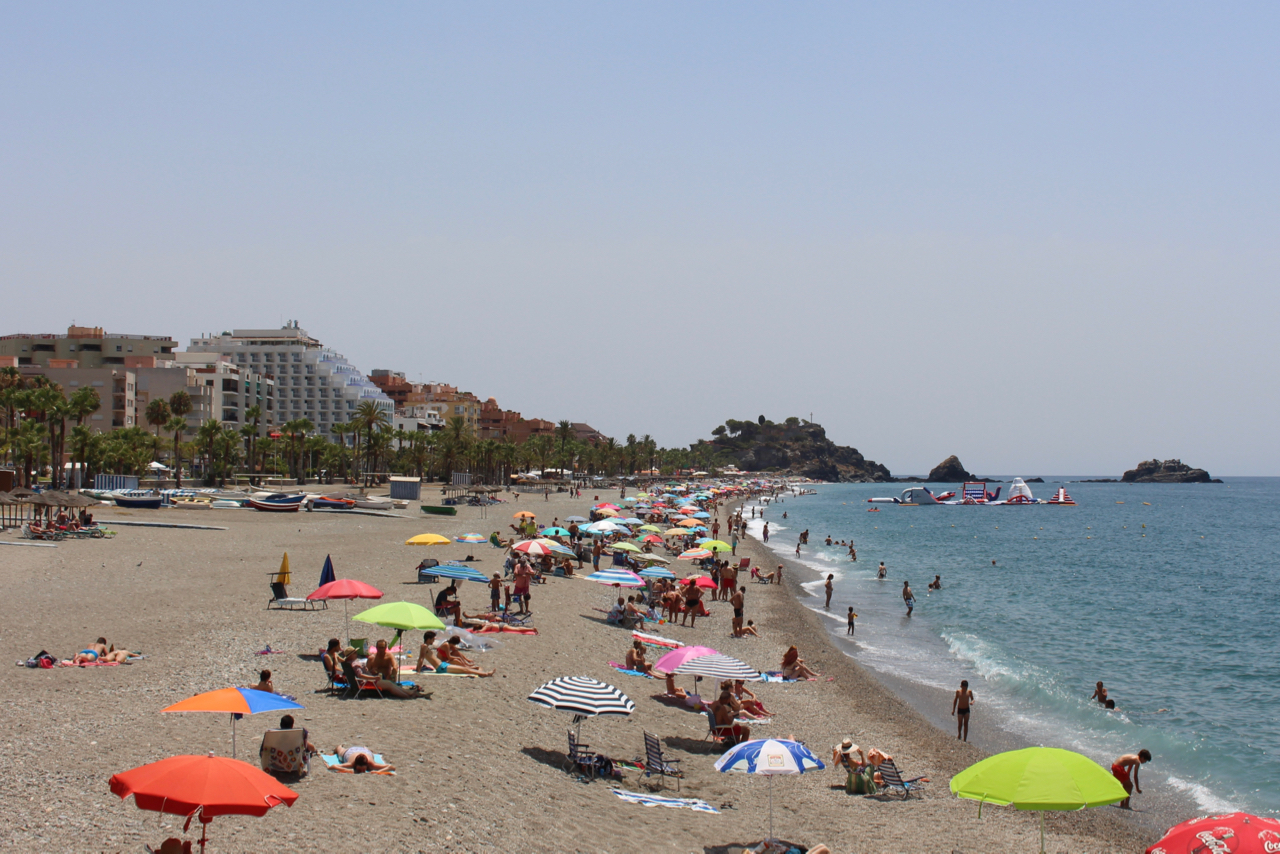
731,679,773,717
782,645,821,680
625,641,655,675
716,681,766,720
367,639,398,682
663,673,688,699
711,691,750,745
249,669,275,693
344,649,424,697
438,636,479,668
322,638,342,685
73,638,134,664
736,619,761,637
415,632,494,677
331,745,395,773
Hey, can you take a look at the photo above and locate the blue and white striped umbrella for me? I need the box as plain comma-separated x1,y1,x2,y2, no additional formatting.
715,739,825,843
527,676,635,737
638,565,676,580
426,563,489,583
586,569,646,588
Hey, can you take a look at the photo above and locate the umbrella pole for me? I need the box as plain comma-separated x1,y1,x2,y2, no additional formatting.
231,714,236,758
768,775,775,843
198,818,208,852
1039,812,1045,854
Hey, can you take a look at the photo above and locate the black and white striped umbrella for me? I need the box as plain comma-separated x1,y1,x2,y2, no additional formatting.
672,653,762,682
527,676,635,719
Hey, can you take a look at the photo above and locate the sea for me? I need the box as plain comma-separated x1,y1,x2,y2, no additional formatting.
740,478,1280,818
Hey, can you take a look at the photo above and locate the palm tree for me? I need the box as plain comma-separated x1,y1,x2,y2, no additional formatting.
243,404,262,477
0,367,26,465
165,415,188,486
145,399,171,444
355,402,390,485
556,419,574,469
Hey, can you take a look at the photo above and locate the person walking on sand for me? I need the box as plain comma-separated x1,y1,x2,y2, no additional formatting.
952,679,974,741
902,580,914,616
824,574,834,609
1111,750,1151,809
846,607,857,636
762,522,769,543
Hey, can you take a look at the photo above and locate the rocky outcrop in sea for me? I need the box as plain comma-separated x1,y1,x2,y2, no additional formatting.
1121,459,1220,483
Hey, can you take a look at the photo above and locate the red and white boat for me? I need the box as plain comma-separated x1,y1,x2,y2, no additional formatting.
248,494,305,512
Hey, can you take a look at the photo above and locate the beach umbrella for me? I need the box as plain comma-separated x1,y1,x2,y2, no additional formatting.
671,652,761,682
353,601,446,632
595,508,619,517
701,539,732,552
682,575,717,589
511,539,554,556
162,688,303,757
638,525,662,533
593,503,620,510
535,539,576,557
586,569,646,588
308,578,383,638
527,676,635,741
428,563,491,583
1145,812,1280,854
541,527,571,537
110,753,298,852
950,747,1128,852
638,565,677,580
318,554,336,587
565,516,588,523
641,535,664,544
678,548,714,561
653,645,719,674
620,517,645,525
634,553,670,564
275,552,291,586
455,533,487,543
664,528,691,537
715,739,825,844
678,518,701,527
609,542,641,553
692,512,711,519
405,533,450,546
513,511,537,519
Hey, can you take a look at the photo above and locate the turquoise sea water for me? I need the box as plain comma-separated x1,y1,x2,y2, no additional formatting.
743,479,1280,816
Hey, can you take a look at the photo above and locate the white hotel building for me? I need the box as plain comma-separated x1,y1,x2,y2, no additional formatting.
186,323,393,439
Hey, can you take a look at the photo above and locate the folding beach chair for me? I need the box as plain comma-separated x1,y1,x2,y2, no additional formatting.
643,731,682,791
268,581,320,611
416,558,440,584
339,658,384,699
737,557,750,572
565,729,601,779
875,758,928,799
703,708,736,745
259,728,311,777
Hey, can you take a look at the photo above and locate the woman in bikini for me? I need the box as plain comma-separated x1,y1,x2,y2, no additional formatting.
331,745,395,773
731,679,772,717
73,638,133,664
415,632,494,677
782,646,821,680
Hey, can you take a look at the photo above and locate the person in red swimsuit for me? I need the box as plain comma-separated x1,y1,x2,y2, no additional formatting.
1111,750,1151,809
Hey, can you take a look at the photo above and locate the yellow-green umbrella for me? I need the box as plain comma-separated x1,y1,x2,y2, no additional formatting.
663,528,690,537
638,525,662,533
610,542,641,553
950,747,1128,852
352,601,446,631
701,540,732,552
405,533,450,546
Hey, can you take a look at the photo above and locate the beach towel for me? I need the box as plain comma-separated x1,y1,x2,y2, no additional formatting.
632,630,682,650
321,754,395,775
608,661,655,678
402,669,477,679
60,660,120,667
474,625,538,635
762,672,795,683
610,788,720,814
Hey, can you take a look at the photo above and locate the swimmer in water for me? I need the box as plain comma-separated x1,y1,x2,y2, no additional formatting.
878,562,886,580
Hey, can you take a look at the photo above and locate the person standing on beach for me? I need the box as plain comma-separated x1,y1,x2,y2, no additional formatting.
592,540,603,571
731,531,738,555
712,520,720,539
952,680,974,741
902,580,914,616
824,574,834,609
762,522,770,543
878,561,886,579
846,607,857,635
795,542,802,557
730,586,745,636
1111,751,1151,809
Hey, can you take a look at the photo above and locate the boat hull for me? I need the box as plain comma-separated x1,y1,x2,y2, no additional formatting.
113,495,163,509
248,498,303,512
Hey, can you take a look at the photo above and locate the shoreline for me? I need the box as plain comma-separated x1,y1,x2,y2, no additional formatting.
732,492,1182,843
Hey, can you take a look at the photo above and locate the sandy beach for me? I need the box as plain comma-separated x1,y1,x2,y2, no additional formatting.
0,490,1157,853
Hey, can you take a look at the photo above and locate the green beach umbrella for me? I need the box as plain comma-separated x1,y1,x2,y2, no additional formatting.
352,601,446,631
950,747,1127,852
701,539,732,552
610,542,641,553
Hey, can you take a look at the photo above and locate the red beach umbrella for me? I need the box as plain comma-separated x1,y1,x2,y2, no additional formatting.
682,575,718,589
1145,812,1280,853
307,579,383,647
110,753,298,851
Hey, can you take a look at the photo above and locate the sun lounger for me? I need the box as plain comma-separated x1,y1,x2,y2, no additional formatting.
875,758,928,799
267,581,322,611
643,731,682,791
259,728,310,777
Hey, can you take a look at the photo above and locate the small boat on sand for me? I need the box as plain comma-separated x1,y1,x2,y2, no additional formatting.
248,493,305,512
112,492,163,509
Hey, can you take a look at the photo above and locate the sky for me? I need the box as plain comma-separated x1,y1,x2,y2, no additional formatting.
3,3,1278,476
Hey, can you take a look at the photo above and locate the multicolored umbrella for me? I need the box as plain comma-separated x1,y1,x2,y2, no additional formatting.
424,563,489,583
586,569,646,588
715,739,825,843
455,533,487,543
162,688,303,757
511,539,554,556
110,754,298,851
678,548,713,561
638,565,677,580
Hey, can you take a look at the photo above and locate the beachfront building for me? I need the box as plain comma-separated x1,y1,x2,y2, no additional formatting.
476,398,556,442
368,369,427,410
391,411,445,435
173,353,277,435
0,325,177,368
186,322,392,438
572,423,608,446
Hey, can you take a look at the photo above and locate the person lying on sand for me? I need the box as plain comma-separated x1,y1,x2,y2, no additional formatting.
626,641,655,675
343,648,424,697
415,632,494,677
331,745,395,773
438,636,479,668
73,638,135,664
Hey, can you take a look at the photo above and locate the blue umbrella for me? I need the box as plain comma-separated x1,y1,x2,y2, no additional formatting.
638,565,676,580
428,563,490,583
319,554,336,587
715,739,825,843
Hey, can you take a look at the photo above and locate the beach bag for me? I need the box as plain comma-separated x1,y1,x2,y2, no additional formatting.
846,768,877,795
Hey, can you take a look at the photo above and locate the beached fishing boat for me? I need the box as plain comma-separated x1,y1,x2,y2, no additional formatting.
309,495,356,510
248,493,305,512
111,492,163,509
420,505,458,516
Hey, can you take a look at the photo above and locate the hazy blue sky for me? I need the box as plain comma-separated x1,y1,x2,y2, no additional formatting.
4,3,1278,475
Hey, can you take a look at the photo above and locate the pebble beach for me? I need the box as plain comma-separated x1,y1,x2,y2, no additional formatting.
0,490,1156,853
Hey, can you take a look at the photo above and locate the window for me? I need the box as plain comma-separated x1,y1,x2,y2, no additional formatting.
250,353,259,362
116,345,122,352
